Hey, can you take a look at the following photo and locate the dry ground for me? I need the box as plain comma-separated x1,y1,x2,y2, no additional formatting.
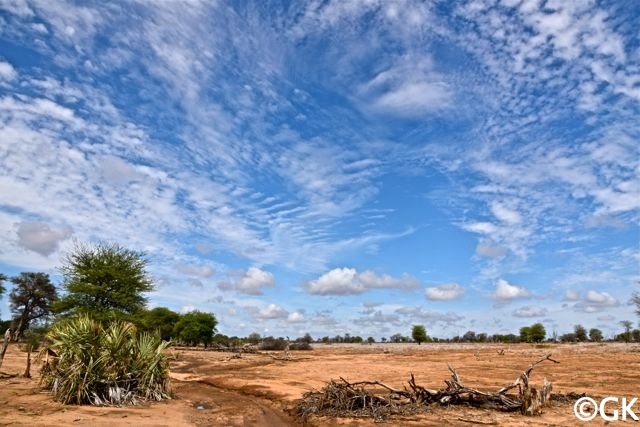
1,342,639,426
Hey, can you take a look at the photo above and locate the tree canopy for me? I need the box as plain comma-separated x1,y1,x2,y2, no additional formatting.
54,241,153,322
173,311,217,347
9,272,57,339
138,307,181,341
411,324,428,345
589,328,603,342
574,324,588,342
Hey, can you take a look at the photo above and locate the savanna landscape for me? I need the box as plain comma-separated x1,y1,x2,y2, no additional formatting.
2,340,640,426
1,1,640,427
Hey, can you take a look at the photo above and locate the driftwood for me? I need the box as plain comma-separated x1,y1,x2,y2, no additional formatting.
296,353,560,420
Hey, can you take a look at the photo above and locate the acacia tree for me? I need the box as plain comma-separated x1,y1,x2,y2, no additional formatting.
633,292,640,318
138,307,181,341
574,324,588,342
9,272,58,340
411,324,428,345
589,328,603,342
529,323,546,342
620,320,633,342
173,311,217,347
54,242,153,322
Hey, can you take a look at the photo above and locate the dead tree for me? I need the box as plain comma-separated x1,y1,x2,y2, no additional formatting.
296,353,560,420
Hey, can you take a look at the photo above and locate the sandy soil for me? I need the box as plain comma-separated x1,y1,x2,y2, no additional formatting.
1,342,639,426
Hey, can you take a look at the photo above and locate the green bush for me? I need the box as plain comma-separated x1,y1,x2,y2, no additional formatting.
39,315,171,405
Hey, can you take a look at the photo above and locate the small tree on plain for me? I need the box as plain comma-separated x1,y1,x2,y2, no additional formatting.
574,324,588,342
529,323,546,342
138,307,181,341
173,311,217,347
411,325,428,345
589,328,603,342
519,326,532,343
620,320,633,343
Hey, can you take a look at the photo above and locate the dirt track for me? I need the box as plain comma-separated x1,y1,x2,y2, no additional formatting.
1,342,639,426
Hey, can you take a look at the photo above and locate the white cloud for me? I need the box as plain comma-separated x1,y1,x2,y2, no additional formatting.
564,289,580,301
512,306,547,318
306,267,420,295
219,267,275,295
373,81,451,116
395,306,465,326
0,61,17,81
585,290,617,305
476,241,507,258
287,311,305,323
463,222,498,235
490,202,521,225
357,55,452,117
425,283,464,301
16,221,72,256
100,155,143,185
175,263,215,278
574,290,620,313
254,303,288,320
493,279,531,300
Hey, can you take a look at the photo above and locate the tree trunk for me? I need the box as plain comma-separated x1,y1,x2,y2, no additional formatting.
0,328,11,370
23,345,31,378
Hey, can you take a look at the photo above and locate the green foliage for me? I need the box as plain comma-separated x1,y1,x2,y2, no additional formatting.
54,242,153,322
619,320,633,342
21,325,49,351
633,292,640,318
574,324,588,342
137,307,181,341
39,315,170,405
411,325,428,345
9,272,57,339
172,311,217,347
529,323,546,343
367,336,375,344
519,324,546,343
587,328,602,342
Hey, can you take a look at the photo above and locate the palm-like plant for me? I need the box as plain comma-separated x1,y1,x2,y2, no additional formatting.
39,315,171,405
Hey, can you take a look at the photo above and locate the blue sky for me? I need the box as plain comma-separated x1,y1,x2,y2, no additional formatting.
0,0,638,340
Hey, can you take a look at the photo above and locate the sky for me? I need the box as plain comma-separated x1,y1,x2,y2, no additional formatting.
0,0,638,340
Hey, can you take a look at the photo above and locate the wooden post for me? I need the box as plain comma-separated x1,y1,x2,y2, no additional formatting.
0,328,11,370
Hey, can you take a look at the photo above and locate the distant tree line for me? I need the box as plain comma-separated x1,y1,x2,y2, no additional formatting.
1,246,639,348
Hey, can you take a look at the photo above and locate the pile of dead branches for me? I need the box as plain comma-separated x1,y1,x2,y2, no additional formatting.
296,354,559,420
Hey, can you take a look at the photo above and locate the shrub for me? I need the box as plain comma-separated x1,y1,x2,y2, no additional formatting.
289,341,312,351
39,315,171,405
258,336,288,350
